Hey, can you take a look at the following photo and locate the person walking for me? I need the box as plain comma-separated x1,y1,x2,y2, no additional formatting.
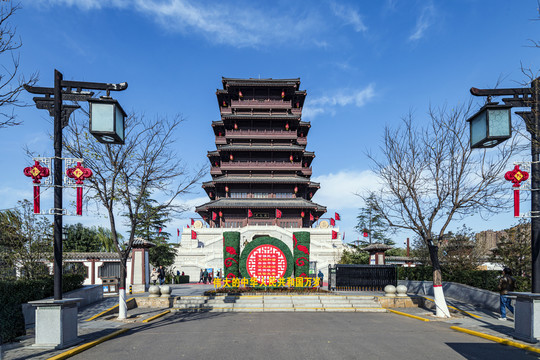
199,269,204,283
158,265,166,286
203,269,209,284
317,270,324,288
150,268,158,285
498,267,515,321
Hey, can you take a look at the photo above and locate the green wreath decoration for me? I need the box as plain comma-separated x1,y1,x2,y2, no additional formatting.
239,236,294,280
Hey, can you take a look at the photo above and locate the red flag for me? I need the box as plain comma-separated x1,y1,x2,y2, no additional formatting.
248,209,253,218
363,231,368,238
159,227,162,233
187,225,190,228
191,230,197,239
330,218,335,227
342,232,345,240
191,218,194,225
177,228,180,236
332,230,338,239
276,209,282,218
310,213,314,221
212,211,217,221
335,212,341,221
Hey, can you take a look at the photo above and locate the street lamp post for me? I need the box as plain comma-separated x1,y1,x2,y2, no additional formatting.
468,77,540,292
25,69,127,300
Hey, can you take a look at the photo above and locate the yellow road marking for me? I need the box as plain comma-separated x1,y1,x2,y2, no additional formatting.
142,310,171,323
387,308,430,321
450,326,540,354
47,328,129,360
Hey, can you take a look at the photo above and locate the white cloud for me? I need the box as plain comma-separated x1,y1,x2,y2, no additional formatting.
329,2,367,33
312,169,379,211
303,84,375,119
409,3,435,41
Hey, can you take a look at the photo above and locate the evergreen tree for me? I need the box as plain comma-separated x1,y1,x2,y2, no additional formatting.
355,194,394,246
491,220,531,278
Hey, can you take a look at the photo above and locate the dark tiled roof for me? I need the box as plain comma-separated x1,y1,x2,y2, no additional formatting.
222,78,301,88
132,238,156,248
222,114,301,120
215,145,307,152
299,121,311,127
195,198,326,212
64,252,122,260
361,244,393,252
203,175,319,186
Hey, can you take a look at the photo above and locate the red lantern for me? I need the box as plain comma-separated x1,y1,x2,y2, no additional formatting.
301,211,305,218
309,192,313,199
239,91,243,98
23,160,50,214
222,100,227,107
505,165,530,217
296,102,300,108
285,123,289,130
281,91,285,98
219,211,223,217
225,186,229,192
66,162,93,216
294,186,298,193
229,154,234,161
289,155,293,162
218,132,222,136
234,123,238,130
209,191,214,198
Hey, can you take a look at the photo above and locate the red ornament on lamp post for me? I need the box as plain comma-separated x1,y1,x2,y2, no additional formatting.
66,162,93,215
23,160,50,214
505,165,529,217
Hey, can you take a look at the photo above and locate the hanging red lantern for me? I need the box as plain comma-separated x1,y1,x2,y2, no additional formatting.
23,160,50,214
218,132,222,136
301,211,305,218
300,132,304,137
294,186,298,193
219,211,223,217
229,154,234,161
309,192,313,199
296,102,300,108
304,162,308,167
234,123,238,130
289,155,293,162
285,123,290,130
281,91,285,98
209,191,214,198
222,100,227,107
239,91,243,98
66,162,93,215
225,186,229,192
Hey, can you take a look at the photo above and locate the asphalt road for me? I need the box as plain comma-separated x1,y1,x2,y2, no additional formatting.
72,312,539,360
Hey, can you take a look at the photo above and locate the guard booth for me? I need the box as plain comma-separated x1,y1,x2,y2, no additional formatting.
102,277,119,294
328,264,397,291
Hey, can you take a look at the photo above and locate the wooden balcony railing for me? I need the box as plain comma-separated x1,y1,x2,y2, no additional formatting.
231,99,291,109
215,136,227,144
297,137,307,145
219,161,311,171
291,108,302,115
225,129,297,139
210,167,222,175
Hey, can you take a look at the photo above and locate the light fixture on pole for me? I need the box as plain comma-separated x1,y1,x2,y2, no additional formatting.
88,97,127,144
467,102,512,148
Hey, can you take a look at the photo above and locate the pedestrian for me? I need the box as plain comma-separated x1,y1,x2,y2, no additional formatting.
318,270,324,288
150,267,158,285
199,269,204,283
498,267,515,321
203,268,209,284
158,265,166,286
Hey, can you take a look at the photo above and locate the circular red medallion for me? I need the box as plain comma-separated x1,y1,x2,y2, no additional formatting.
246,244,287,284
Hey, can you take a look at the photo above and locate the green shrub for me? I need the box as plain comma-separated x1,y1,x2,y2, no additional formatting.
398,266,530,292
0,274,84,343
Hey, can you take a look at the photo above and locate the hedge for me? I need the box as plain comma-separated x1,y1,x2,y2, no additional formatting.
293,232,310,278
223,232,240,279
0,273,85,343
398,266,530,293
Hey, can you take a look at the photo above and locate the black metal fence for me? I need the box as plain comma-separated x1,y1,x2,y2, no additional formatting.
328,264,397,291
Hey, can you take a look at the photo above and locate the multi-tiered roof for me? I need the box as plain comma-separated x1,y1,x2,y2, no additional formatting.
195,78,326,228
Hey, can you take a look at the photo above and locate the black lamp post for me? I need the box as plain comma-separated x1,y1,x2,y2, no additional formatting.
467,77,540,292
25,69,127,300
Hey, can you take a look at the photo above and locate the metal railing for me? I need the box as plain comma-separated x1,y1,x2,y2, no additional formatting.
328,264,397,291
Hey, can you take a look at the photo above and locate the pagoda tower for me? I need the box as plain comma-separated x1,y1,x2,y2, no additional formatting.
195,77,326,228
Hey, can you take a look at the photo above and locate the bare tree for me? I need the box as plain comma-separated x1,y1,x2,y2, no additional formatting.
0,1,38,128
364,102,519,317
64,113,205,319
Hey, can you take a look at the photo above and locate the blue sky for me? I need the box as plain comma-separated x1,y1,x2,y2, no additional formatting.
1,0,539,246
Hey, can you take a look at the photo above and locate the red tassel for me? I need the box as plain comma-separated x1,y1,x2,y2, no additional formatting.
34,186,40,214
514,189,520,217
76,187,83,215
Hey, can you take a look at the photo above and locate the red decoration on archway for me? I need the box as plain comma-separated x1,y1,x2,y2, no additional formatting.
66,162,92,215
23,161,50,214
505,165,529,217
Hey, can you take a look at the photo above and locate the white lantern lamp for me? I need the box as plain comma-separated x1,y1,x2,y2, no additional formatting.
467,102,512,149
88,97,126,144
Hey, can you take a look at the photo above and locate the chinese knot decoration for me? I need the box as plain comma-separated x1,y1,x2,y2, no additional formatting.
66,162,93,215
504,165,529,217
23,161,50,214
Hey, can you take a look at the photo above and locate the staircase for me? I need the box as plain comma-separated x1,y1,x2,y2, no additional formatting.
173,295,386,312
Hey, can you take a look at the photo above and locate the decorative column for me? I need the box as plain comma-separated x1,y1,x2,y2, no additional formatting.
293,232,310,277
223,231,240,278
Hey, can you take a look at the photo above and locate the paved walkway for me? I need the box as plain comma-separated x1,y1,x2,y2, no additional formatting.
3,287,538,359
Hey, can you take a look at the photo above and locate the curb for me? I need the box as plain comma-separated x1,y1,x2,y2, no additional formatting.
386,309,430,322
85,298,135,321
421,296,481,319
142,310,171,323
46,328,129,360
450,326,540,355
